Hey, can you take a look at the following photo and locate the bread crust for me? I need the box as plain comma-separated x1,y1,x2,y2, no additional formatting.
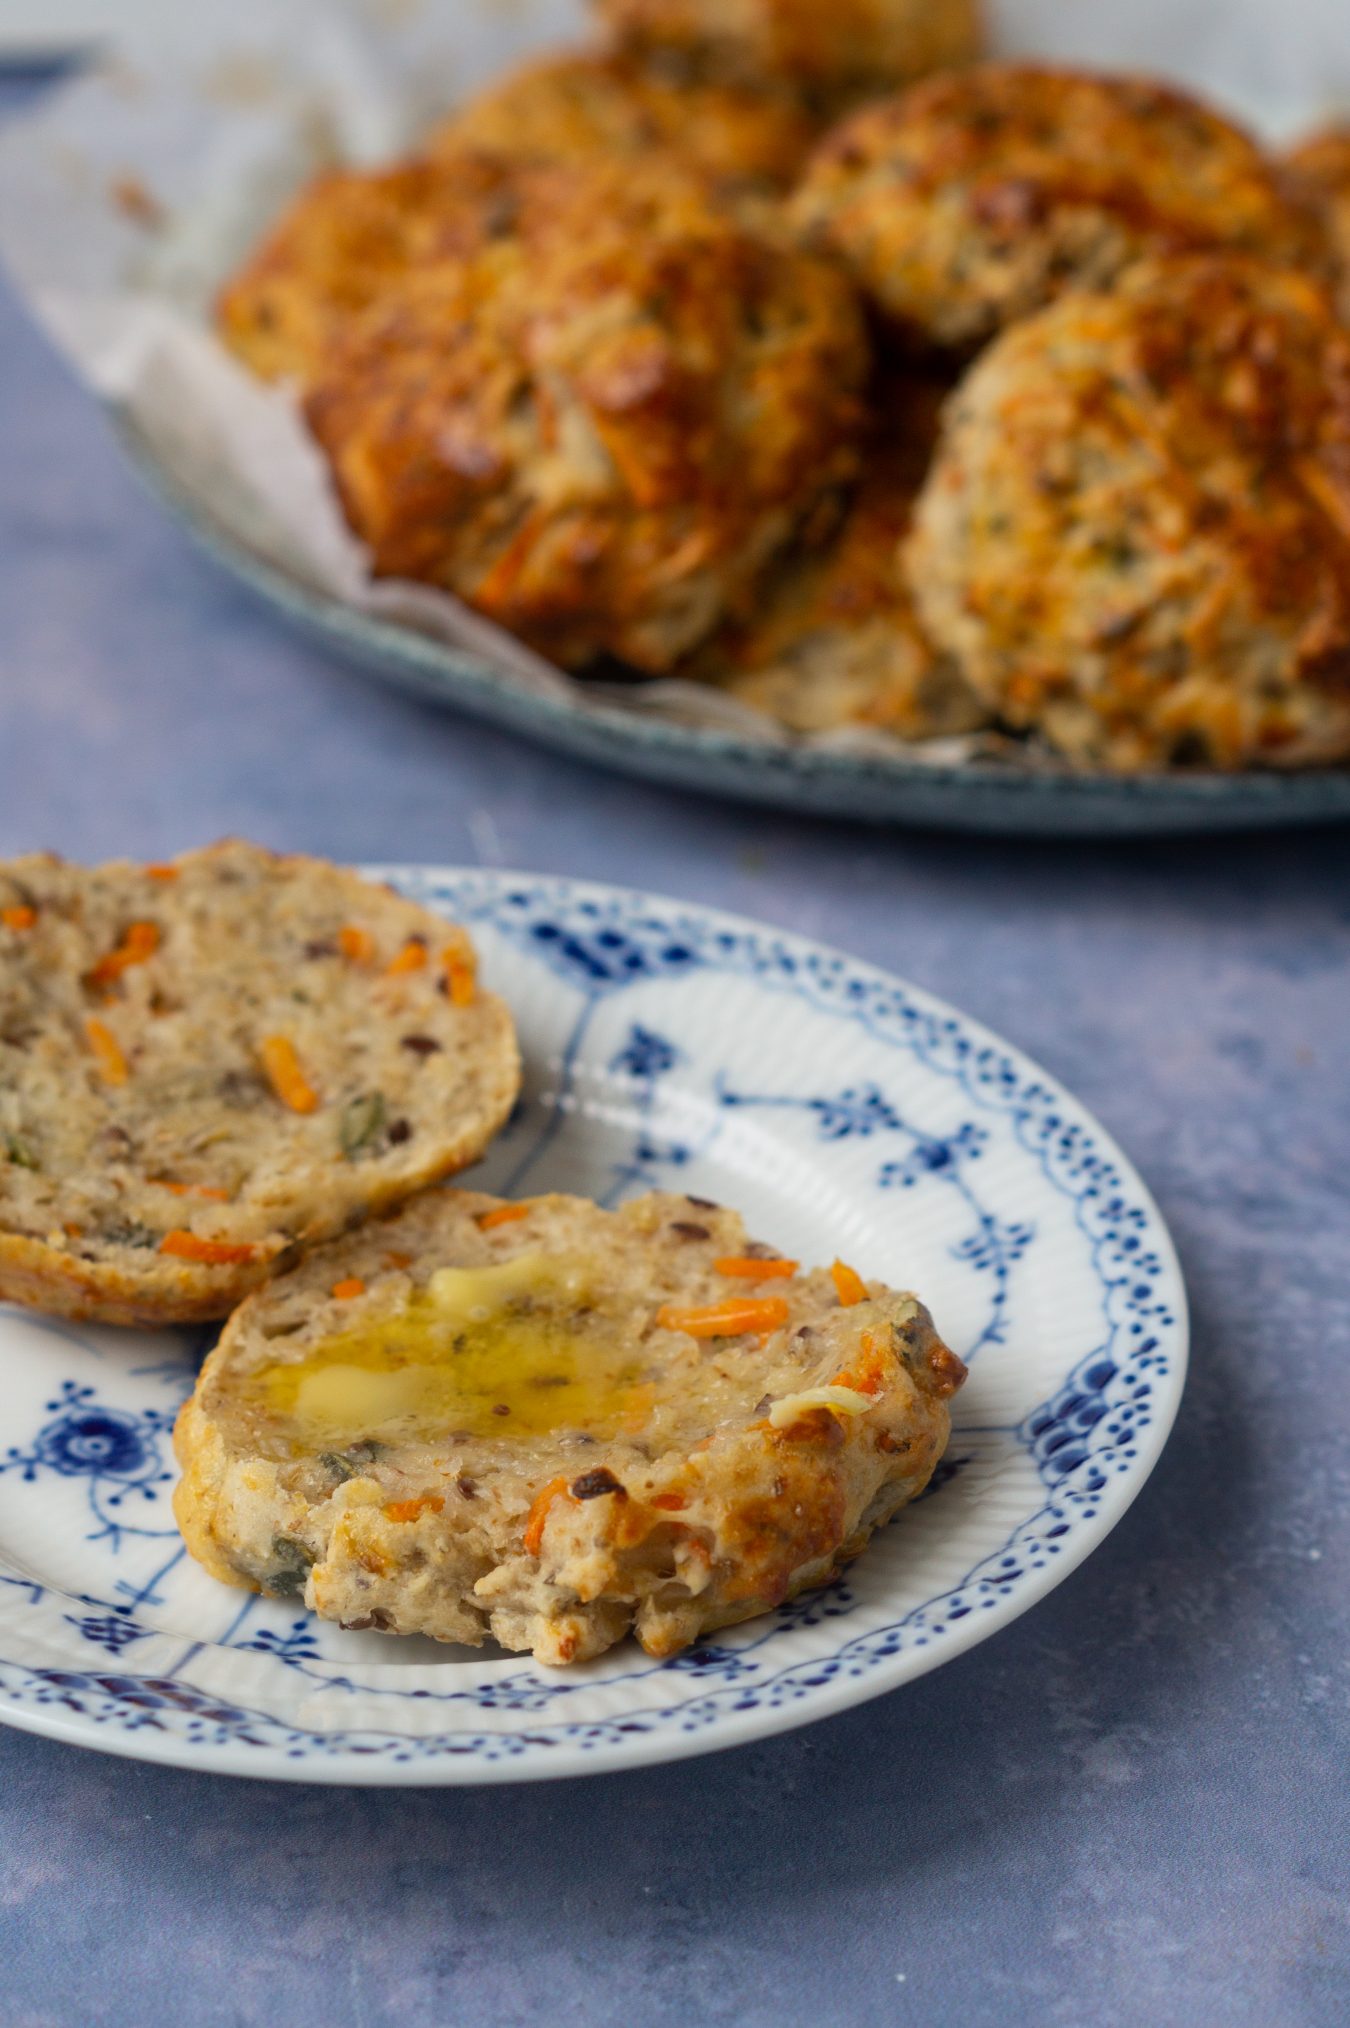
426,46,816,204
595,0,984,106
1285,126,1350,321
174,1188,965,1663
303,154,868,671
793,65,1328,347
215,153,521,388
905,258,1350,770
692,372,986,737
0,843,519,1323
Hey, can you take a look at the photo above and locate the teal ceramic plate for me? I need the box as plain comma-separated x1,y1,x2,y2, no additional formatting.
124,419,1350,839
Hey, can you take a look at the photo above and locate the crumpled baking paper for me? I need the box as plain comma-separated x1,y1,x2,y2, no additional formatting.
1,0,1347,768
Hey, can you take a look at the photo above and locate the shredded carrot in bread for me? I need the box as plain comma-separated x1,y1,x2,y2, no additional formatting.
63,1222,82,1239
442,933,477,1006
338,925,374,963
1,905,36,931
831,1259,867,1306
523,1476,572,1557
84,1016,128,1086
332,1277,366,1300
160,1230,259,1265
832,1329,886,1397
88,920,159,989
259,1034,319,1113
384,1495,444,1523
161,1181,230,1202
385,939,428,976
715,1255,798,1280
476,1203,530,1231
657,1297,790,1339
650,1492,687,1512
144,863,179,881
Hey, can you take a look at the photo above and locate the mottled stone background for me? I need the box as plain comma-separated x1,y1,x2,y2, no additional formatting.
1,69,1347,2028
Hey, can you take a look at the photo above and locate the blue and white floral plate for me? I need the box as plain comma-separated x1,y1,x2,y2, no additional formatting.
0,869,1187,1783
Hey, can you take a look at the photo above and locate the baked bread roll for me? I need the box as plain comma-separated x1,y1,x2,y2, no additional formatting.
0,842,519,1323
174,1187,965,1663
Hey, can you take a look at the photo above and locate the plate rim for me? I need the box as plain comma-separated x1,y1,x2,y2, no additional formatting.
0,864,1190,1782
116,415,1350,839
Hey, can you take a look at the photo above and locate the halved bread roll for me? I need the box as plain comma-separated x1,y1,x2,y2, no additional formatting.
174,1186,965,1663
0,842,519,1323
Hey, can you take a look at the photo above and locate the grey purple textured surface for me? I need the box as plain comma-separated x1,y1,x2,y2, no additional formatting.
1,72,1349,2028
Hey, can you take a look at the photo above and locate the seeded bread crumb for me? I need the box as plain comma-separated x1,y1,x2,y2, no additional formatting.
0,842,519,1323
174,1187,965,1663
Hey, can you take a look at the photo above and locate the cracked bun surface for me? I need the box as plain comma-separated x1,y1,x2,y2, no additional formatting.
304,155,869,671
594,0,984,107
905,259,1350,771
793,66,1327,348
173,1188,965,1664
426,46,816,207
0,843,519,1324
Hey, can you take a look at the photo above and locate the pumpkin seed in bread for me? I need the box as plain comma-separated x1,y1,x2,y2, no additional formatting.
173,1188,965,1664
0,843,519,1325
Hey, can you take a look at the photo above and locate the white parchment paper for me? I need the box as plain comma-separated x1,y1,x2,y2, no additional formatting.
2,0,1349,765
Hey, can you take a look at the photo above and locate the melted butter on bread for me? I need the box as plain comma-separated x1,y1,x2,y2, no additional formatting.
255,1252,649,1446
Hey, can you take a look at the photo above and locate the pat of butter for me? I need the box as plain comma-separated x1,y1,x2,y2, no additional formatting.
292,1362,449,1437
427,1253,595,1326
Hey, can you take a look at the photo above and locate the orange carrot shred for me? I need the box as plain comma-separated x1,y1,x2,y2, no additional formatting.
476,1203,530,1231
84,1016,128,1086
332,1277,365,1301
650,1492,687,1512
160,1230,259,1265
832,1330,886,1397
443,934,477,1007
523,1476,572,1557
715,1255,798,1280
145,863,179,881
259,1034,319,1114
384,1495,443,1523
338,925,374,963
1,905,36,931
831,1260,868,1307
657,1297,790,1339
385,939,428,977
88,920,159,989
161,1180,230,1202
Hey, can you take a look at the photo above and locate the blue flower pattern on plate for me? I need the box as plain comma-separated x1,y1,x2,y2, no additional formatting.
716,1076,1028,1358
0,872,1185,1777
